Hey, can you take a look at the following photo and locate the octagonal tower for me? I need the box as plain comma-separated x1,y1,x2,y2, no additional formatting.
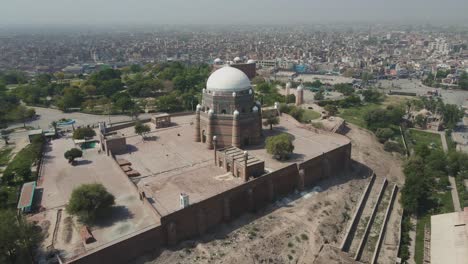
195,66,262,149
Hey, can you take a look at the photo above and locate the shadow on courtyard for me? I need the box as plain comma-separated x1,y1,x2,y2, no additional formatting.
93,205,134,228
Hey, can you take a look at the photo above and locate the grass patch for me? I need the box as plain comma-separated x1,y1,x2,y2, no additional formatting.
408,129,442,150
414,215,429,264
0,147,13,166
338,103,380,128
300,109,321,123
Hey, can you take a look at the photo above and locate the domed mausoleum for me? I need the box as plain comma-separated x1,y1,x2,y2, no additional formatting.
195,66,262,149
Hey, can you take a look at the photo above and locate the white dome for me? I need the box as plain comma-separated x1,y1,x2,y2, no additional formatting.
297,84,304,91
206,66,251,92
253,106,259,112
214,58,222,63
286,82,292,88
233,110,240,116
234,56,241,62
247,59,256,64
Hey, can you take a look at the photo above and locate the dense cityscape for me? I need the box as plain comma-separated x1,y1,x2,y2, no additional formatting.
1,25,467,85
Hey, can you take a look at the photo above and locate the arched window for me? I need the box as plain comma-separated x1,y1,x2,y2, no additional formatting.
221,109,227,114
241,108,246,113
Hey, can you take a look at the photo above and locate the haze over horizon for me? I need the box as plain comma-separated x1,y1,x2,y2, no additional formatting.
2,0,468,26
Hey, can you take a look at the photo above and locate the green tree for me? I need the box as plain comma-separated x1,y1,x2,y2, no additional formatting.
324,105,338,116
401,156,433,214
266,133,294,160
13,105,36,128
66,183,115,224
0,210,42,263
263,115,279,130
333,83,354,96
459,71,468,90
72,127,96,139
64,148,83,164
314,90,325,100
362,89,382,103
134,122,151,139
414,114,427,128
60,87,84,110
375,128,394,143
115,96,134,113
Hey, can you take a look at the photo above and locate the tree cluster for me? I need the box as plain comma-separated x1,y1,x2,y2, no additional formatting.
266,133,294,160
66,183,115,224
72,127,96,140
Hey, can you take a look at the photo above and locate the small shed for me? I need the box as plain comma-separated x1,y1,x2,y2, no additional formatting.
151,113,172,128
28,129,43,142
17,181,36,213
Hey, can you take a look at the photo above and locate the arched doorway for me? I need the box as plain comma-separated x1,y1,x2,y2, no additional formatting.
243,137,250,146
202,130,206,143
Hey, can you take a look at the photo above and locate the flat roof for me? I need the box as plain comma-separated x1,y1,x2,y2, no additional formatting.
17,181,36,209
431,208,468,264
28,129,43,135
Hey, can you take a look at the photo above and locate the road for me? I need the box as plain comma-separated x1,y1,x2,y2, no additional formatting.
7,106,153,130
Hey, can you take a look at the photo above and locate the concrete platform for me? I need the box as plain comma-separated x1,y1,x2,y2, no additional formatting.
114,114,350,216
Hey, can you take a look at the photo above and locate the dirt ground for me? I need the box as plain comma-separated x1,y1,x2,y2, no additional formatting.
135,122,404,264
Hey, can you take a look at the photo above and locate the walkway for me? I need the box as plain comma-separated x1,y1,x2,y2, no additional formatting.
440,131,462,212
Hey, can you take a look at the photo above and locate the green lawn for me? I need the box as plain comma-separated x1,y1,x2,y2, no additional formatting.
337,103,380,128
300,109,321,123
408,129,442,150
414,215,429,264
0,147,13,166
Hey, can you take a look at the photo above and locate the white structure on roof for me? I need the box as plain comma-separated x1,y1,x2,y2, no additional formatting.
206,66,251,92
234,56,242,63
214,58,223,65
247,59,256,64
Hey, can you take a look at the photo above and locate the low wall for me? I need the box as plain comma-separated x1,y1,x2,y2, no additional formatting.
160,164,299,245
371,185,398,264
355,177,388,261
106,118,151,133
340,172,376,252
68,225,164,264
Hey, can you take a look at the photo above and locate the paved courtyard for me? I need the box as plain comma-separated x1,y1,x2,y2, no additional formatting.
114,114,349,215
115,115,245,215
36,136,158,259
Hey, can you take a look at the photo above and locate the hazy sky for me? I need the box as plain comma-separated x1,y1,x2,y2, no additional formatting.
2,0,468,25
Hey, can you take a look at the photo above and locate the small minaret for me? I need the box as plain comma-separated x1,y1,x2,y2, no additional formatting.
232,110,241,147
286,81,292,103
296,83,304,106
207,109,214,149
255,102,262,136
243,151,249,182
194,104,201,142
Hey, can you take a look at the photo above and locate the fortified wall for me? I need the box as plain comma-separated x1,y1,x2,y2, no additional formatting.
67,141,351,264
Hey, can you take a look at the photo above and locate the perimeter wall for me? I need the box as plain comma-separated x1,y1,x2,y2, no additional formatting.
68,142,351,264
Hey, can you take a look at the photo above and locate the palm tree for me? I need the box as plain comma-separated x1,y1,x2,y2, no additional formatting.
51,121,58,137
